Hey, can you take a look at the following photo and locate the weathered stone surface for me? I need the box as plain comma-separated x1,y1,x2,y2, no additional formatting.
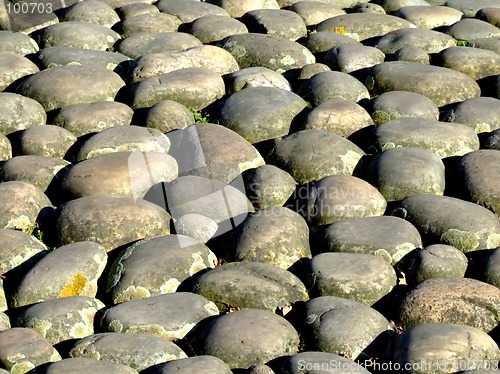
0,155,71,194
10,241,107,308
173,214,218,243
31,21,120,50
223,67,291,96
324,44,385,73
369,117,479,158
0,229,47,275
16,296,105,344
36,46,130,72
222,206,311,269
467,37,500,55
391,194,500,252
402,244,468,285
142,100,194,133
393,323,500,374
483,128,500,150
399,277,500,332
106,234,216,303
445,0,500,17
301,296,394,360
276,351,370,373
300,98,373,137
374,0,431,12
69,333,187,371
446,18,500,40
100,293,219,339
189,261,309,312
241,9,307,41
212,0,280,18
182,15,248,44
57,0,120,27
437,46,500,80
476,7,500,27
305,32,362,58
129,46,238,83
215,87,306,144
119,13,181,37
297,71,370,106
0,328,61,374
289,1,345,27
375,27,456,54
243,165,297,210
217,33,315,73
315,216,422,265
128,67,225,110
0,314,9,332
156,0,229,23
0,52,39,92
54,196,171,252
370,90,439,125
394,5,464,28
353,2,387,13
33,357,138,374
0,181,52,232
0,134,11,161
454,150,500,215
316,13,416,41
308,252,397,305
443,97,500,134
0,31,39,55
298,63,331,80
15,65,125,112
261,129,365,184
117,32,202,59
366,147,445,202
144,355,232,374
368,62,481,107
193,308,299,369
293,175,387,226
74,126,170,161
51,101,133,137
166,124,264,184
15,125,77,159
0,93,46,136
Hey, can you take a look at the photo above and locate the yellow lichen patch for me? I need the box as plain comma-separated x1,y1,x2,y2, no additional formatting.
59,272,87,298
70,322,93,339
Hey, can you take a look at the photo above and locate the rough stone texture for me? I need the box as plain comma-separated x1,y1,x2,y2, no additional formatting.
10,241,107,308
391,194,500,252
223,67,291,96
119,13,182,38
454,150,500,215
54,196,171,252
375,27,456,54
482,128,500,150
0,181,52,232
437,46,500,80
243,165,297,210
215,87,307,144
0,31,39,55
155,0,229,23
443,97,500,134
368,62,481,107
117,32,202,59
143,355,232,374
51,102,133,138
305,32,362,59
0,52,39,92
314,216,422,265
213,0,280,18
0,134,11,161
394,5,464,28
100,293,219,339
293,175,387,226
106,234,217,303
189,261,309,312
33,357,138,374
369,117,479,158
392,45,430,64
57,0,120,27
324,44,385,73
16,296,105,345
0,93,46,136
261,129,365,185
370,91,439,125
399,277,500,332
393,323,500,374
297,71,370,106
366,147,445,202
445,0,500,17
289,1,345,27
301,296,394,360
217,33,315,73
142,100,194,133
223,206,311,270
193,308,300,370
240,9,307,41
402,244,468,285
173,214,219,243
128,46,239,83
446,18,500,41
74,126,170,161
15,65,125,112
128,67,225,110
0,229,47,275
69,333,187,371
182,15,248,44
61,151,177,199
308,252,397,305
